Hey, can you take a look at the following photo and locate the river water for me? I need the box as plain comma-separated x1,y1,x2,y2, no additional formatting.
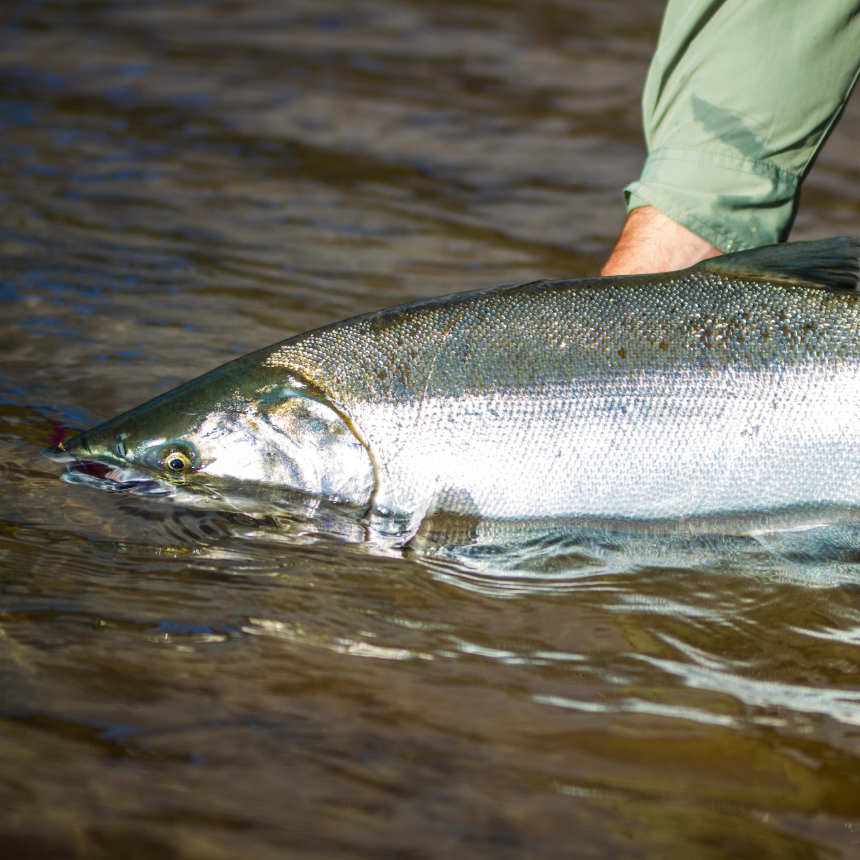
4,1,860,857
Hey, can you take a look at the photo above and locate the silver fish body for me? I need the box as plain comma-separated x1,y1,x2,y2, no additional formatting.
44,238,860,535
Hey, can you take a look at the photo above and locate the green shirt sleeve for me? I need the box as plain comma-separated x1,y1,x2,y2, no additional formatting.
625,0,860,252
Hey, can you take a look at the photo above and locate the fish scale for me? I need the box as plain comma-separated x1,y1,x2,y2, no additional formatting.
262,249,860,522
44,238,860,533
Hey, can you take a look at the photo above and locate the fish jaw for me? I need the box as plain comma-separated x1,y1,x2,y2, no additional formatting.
42,436,175,498
42,441,271,512
43,437,175,498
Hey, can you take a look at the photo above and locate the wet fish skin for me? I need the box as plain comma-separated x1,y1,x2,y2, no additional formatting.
44,238,860,534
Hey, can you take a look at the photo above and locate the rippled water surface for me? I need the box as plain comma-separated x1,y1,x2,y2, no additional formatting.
5,1,860,857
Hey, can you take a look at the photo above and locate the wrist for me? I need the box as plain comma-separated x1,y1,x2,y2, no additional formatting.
601,207,722,276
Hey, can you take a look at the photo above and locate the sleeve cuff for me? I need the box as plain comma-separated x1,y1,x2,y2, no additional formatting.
624,148,801,253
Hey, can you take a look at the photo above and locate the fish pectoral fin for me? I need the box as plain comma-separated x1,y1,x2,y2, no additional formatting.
696,237,860,291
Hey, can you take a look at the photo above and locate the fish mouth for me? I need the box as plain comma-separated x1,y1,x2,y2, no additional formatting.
41,444,336,517
42,445,170,498
42,445,271,513
63,460,171,497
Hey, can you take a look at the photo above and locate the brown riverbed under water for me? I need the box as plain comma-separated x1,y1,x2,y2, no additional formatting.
4,1,860,857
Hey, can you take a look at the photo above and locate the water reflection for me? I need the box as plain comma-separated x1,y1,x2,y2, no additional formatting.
413,508,860,592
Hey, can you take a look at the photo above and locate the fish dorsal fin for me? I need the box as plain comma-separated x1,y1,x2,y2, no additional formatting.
695,237,860,290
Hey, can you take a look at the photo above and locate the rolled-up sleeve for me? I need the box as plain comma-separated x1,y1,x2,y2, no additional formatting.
625,0,860,252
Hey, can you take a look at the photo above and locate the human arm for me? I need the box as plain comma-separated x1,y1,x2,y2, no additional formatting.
604,0,860,275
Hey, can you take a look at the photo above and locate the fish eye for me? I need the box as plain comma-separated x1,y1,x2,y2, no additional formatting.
157,442,198,475
165,451,191,473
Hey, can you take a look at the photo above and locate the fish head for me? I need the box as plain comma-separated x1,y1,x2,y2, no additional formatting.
43,363,375,512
